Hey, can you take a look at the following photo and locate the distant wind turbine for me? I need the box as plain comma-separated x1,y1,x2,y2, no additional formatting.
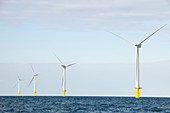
109,25,166,98
54,54,76,97
28,65,38,96
17,75,23,96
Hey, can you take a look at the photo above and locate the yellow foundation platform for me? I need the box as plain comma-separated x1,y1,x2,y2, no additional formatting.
18,92,20,96
62,90,66,97
34,92,36,96
135,88,140,98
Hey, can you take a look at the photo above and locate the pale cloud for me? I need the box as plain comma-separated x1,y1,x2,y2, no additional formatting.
0,0,169,29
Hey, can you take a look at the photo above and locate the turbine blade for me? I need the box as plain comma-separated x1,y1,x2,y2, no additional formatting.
53,53,63,64
139,24,167,44
31,65,36,75
67,63,76,67
108,31,135,46
28,77,34,87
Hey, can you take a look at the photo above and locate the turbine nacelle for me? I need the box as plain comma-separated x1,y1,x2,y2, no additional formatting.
18,79,23,81
34,74,38,76
17,75,23,81
61,64,67,69
61,63,76,69
136,44,142,48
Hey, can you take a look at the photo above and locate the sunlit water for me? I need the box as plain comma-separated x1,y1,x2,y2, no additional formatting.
0,96,170,112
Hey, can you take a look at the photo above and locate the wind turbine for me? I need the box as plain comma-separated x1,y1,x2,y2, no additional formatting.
17,75,23,96
54,54,76,97
109,25,166,98
28,65,38,96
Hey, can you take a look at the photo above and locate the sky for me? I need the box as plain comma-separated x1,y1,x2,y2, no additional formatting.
0,0,170,96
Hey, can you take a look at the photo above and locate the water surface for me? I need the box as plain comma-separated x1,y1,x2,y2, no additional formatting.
0,96,170,112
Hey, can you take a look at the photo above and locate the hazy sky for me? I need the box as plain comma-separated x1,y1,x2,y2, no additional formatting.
0,0,170,96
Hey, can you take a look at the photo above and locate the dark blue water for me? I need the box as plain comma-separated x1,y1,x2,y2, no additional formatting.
0,96,170,113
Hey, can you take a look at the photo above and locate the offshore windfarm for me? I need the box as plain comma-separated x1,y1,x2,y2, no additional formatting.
1,0,170,112
0,25,167,98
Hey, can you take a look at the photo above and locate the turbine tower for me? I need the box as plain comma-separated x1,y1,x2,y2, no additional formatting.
17,75,23,96
54,54,76,97
28,65,38,96
109,25,166,98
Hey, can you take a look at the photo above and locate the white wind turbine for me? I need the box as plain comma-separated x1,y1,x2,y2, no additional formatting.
17,75,23,96
109,25,166,98
54,54,76,97
28,65,38,96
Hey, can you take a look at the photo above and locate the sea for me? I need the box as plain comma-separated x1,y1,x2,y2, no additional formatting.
0,96,170,113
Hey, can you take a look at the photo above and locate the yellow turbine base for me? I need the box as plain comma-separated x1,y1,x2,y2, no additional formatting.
135,88,140,98
34,92,36,96
18,92,20,96
62,90,66,97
